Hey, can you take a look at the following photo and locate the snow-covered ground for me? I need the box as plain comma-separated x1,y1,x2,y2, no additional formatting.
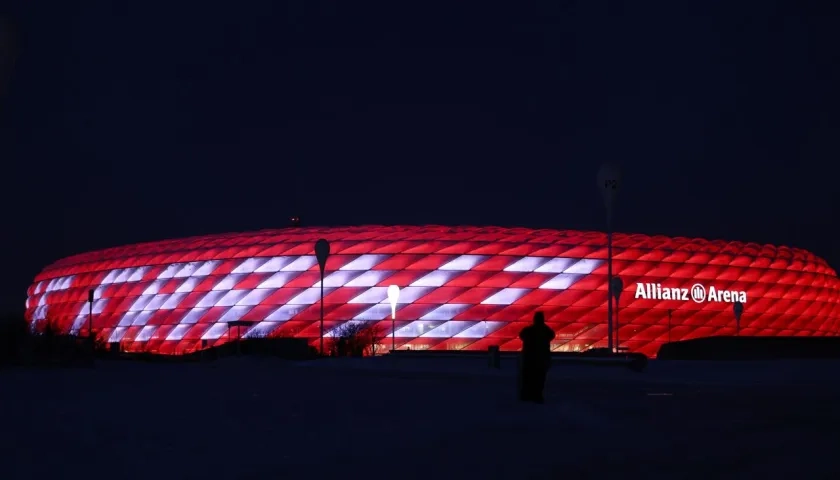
2,357,839,479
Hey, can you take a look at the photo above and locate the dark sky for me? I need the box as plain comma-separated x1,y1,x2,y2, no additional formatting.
1,0,838,312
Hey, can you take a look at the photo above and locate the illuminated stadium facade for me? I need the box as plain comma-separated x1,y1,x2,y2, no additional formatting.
25,226,840,357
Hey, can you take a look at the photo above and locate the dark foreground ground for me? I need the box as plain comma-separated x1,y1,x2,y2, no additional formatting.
2,356,839,479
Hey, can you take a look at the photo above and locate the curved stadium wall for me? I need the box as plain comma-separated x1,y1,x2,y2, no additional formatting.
25,226,840,357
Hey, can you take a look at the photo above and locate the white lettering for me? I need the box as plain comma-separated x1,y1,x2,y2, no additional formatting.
633,283,747,303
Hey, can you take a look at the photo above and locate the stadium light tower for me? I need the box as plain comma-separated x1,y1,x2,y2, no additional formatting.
314,239,330,356
387,284,400,352
597,163,621,352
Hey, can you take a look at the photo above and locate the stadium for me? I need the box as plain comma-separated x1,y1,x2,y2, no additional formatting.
25,225,840,357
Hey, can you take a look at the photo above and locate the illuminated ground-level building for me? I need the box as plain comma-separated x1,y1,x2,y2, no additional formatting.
25,226,840,357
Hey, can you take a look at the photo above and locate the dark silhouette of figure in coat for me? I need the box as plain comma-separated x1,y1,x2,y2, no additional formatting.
518,311,555,403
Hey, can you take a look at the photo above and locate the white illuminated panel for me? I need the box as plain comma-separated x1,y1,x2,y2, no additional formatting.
257,271,299,289
37,294,47,307
212,274,245,291
349,287,388,304
219,305,252,323
114,269,132,283
118,312,138,327
201,323,229,340
410,271,458,287
180,308,207,324
420,321,477,338
564,259,602,275
101,270,120,284
535,258,576,273
165,324,191,341
135,325,157,342
215,290,248,307
394,286,433,303
175,277,199,293
92,299,107,314
540,273,582,290
420,304,470,321
339,254,389,271
232,258,266,274
453,321,505,338
108,327,128,342
235,289,274,306
34,281,44,295
394,321,436,337
282,256,317,271
129,295,154,312
174,262,200,278
143,280,166,295
161,292,187,309
128,267,148,282
439,255,487,271
243,321,279,338
315,270,362,288
192,261,220,277
353,303,393,321
265,305,303,321
345,270,393,287
481,288,529,305
288,287,332,305
197,291,226,308
504,256,547,272
157,264,183,279
255,257,293,273
143,294,171,311
130,311,153,327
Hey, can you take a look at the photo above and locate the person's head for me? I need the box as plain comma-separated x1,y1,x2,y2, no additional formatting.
533,311,545,325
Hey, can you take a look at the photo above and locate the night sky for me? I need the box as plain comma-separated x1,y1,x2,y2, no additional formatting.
1,1,838,313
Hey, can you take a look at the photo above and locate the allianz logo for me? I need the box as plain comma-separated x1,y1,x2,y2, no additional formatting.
634,282,747,304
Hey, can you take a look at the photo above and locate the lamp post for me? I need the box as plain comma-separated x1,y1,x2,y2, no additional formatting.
667,309,672,343
733,301,743,336
610,276,623,352
597,163,621,352
87,289,94,351
314,239,330,356
387,284,400,352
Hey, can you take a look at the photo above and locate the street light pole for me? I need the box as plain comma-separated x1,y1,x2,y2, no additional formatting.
610,276,623,351
598,164,621,352
314,239,330,356
734,301,743,337
87,289,94,351
667,309,672,343
387,285,400,352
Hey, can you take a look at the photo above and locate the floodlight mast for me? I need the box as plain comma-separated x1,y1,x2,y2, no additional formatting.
598,163,621,352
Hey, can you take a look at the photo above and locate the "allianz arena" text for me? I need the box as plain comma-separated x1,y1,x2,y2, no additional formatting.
634,283,748,304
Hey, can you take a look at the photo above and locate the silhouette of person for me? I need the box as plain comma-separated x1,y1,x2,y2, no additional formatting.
518,311,555,403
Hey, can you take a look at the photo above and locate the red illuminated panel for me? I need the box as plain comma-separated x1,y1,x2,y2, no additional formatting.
24,225,840,357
